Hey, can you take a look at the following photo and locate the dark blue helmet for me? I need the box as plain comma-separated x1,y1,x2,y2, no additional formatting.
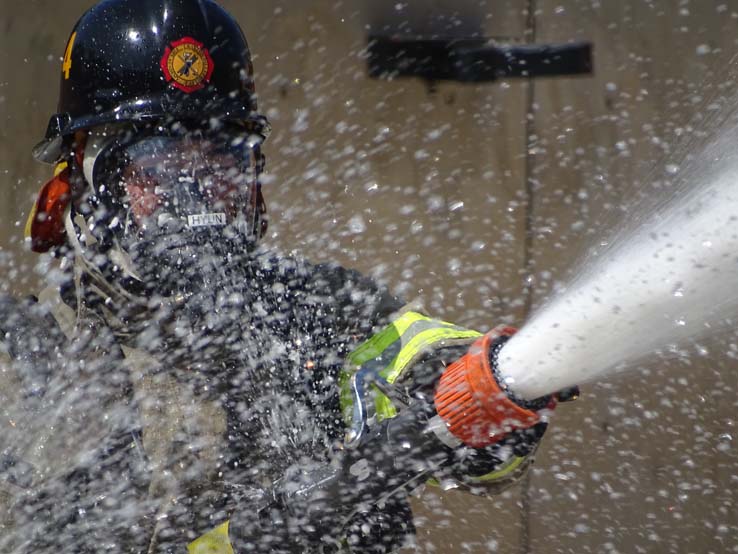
33,0,268,163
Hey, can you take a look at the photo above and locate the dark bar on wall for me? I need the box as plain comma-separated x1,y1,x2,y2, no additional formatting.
368,36,593,83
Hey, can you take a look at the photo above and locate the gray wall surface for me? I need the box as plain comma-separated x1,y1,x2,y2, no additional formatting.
1,1,737,552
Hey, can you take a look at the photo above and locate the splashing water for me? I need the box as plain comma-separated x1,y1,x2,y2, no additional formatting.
498,110,738,400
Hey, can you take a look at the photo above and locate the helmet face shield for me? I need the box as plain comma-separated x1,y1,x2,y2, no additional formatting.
81,125,267,295
88,126,264,242
115,134,259,235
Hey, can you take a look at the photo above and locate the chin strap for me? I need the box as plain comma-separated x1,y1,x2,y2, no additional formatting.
63,206,145,323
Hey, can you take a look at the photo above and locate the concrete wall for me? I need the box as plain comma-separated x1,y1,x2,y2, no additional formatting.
1,1,737,552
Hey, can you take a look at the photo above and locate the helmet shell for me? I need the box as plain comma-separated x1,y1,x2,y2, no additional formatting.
34,0,267,163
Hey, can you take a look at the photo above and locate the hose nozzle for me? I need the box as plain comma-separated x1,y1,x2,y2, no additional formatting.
434,327,553,448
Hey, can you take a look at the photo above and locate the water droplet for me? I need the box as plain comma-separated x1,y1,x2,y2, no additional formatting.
665,164,680,175
447,258,462,273
347,215,366,234
696,44,711,55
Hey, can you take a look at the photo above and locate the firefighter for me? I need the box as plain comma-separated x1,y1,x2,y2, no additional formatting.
10,0,561,552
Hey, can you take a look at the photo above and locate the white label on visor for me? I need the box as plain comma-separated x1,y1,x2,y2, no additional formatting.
187,213,227,228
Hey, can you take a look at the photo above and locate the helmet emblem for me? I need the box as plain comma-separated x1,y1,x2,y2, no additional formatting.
160,37,215,93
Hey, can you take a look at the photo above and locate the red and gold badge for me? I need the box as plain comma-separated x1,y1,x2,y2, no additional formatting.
160,37,215,93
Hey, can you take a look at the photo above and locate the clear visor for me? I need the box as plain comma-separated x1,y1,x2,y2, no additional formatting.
95,133,261,236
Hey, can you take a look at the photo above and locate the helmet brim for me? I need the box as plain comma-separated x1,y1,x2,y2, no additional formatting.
33,96,270,164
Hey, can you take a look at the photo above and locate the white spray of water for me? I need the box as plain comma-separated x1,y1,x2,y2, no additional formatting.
498,107,738,400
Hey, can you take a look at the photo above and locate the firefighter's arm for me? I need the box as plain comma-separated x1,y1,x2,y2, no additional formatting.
188,314,573,553
340,312,575,494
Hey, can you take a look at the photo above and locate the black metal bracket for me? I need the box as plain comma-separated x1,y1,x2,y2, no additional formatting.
367,36,593,83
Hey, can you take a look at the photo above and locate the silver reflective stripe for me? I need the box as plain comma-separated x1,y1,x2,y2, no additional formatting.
427,415,463,449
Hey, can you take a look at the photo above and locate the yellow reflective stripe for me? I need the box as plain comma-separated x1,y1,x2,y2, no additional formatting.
425,456,525,488
380,327,482,385
373,327,482,422
341,311,433,420
341,311,482,424
54,161,69,177
188,521,233,554
472,456,526,482
338,374,349,419
374,389,398,421
24,204,38,240
346,311,430,366
338,369,355,423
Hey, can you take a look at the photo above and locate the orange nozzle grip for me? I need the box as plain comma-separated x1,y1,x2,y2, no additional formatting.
434,327,543,448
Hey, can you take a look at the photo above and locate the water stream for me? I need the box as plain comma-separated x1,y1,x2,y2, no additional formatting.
498,107,738,400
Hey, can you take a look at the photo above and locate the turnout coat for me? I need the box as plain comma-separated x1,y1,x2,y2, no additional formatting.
0,250,543,553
